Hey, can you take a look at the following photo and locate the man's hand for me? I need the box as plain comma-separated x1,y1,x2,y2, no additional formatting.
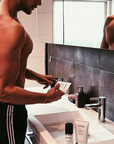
37,75,55,88
25,69,56,88
45,83,64,103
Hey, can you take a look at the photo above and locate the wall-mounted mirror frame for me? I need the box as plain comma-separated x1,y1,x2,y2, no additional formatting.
37,0,112,48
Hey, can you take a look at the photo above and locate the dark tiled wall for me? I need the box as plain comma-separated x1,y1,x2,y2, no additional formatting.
47,44,114,122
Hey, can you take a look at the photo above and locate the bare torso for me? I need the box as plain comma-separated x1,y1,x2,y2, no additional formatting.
101,15,114,50
0,15,33,89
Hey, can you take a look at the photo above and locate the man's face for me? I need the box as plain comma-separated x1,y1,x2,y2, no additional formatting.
21,0,41,15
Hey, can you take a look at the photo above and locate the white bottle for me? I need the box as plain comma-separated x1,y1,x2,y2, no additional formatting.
65,123,73,144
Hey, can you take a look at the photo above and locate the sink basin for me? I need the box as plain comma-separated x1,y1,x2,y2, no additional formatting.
28,110,114,144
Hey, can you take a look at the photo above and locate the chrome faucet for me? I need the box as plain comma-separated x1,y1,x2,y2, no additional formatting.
85,96,106,122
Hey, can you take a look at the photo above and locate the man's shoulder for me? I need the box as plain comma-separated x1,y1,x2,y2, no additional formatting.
6,18,25,41
8,19,25,36
0,17,26,49
105,15,114,26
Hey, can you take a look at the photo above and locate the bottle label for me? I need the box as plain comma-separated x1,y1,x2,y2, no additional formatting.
65,135,73,144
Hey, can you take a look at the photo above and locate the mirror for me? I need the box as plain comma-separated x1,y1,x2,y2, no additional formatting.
37,0,112,49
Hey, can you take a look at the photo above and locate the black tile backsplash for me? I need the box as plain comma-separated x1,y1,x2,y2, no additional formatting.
73,46,86,65
47,43,114,122
100,49,114,73
85,48,100,68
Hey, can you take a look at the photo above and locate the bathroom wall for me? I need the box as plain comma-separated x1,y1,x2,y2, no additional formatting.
47,44,114,122
37,0,53,43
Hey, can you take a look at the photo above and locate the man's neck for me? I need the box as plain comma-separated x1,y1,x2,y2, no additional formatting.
0,0,20,19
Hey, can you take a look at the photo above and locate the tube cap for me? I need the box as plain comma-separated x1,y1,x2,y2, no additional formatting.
65,123,73,134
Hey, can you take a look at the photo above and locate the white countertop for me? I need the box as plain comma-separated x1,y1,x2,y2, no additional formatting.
25,87,114,144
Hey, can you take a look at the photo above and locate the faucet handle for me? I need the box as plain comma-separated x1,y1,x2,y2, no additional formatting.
90,96,106,104
90,97,99,101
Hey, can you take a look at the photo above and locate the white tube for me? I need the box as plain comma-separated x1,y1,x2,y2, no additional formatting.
75,120,89,144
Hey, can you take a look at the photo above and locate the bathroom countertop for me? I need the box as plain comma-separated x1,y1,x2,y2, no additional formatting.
25,86,114,144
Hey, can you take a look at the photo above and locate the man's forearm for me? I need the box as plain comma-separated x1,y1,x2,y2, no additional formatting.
0,85,47,105
25,68,42,81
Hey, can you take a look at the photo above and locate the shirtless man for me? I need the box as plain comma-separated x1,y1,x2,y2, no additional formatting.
101,15,114,49
0,0,64,143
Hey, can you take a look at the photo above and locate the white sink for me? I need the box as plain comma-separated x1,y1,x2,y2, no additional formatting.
26,88,114,144
28,110,114,144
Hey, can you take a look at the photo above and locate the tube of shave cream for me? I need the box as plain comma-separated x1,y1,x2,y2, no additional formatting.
75,120,89,144
56,81,71,93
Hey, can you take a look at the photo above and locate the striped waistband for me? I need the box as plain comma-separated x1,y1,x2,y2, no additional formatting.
0,101,25,109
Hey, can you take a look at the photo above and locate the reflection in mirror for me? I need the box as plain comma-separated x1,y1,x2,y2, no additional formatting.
38,0,112,48
64,1,105,48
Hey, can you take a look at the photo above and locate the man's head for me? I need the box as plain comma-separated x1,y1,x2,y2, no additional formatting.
19,0,41,15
